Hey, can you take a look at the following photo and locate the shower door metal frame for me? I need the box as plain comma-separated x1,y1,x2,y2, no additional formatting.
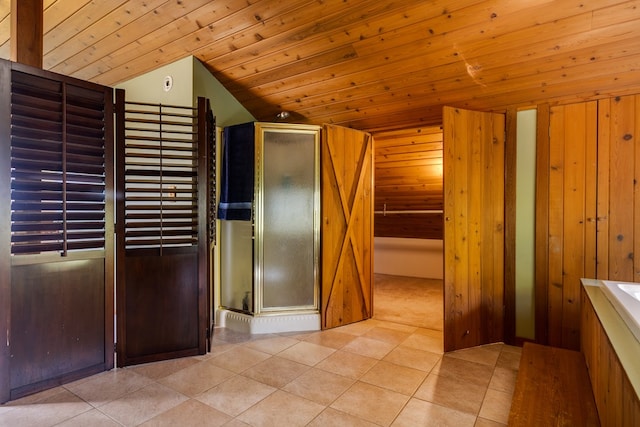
253,122,321,315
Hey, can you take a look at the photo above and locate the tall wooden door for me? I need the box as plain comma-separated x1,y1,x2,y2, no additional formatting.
443,106,505,351
114,91,210,366
321,124,374,329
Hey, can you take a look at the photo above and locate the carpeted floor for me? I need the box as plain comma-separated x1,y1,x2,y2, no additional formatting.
373,273,443,330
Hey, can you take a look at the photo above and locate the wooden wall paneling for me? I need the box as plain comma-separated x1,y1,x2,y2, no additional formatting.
373,126,443,239
547,105,565,348
563,102,597,350
535,103,550,345
488,110,506,343
546,102,597,350
603,95,637,281
0,59,11,403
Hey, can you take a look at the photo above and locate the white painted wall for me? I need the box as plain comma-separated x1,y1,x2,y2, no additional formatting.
374,237,443,279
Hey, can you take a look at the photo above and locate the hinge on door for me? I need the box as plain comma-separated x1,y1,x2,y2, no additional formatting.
113,343,117,353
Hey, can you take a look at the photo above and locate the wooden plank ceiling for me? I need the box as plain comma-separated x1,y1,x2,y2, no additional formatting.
1,0,639,131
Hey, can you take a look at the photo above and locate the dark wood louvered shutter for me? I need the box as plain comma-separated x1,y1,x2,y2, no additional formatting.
10,71,107,255
0,59,114,403
114,90,210,366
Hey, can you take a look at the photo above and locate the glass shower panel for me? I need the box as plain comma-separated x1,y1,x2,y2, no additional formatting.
220,220,253,312
260,130,316,309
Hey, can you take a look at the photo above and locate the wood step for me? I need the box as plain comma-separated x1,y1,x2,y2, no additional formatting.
508,342,600,426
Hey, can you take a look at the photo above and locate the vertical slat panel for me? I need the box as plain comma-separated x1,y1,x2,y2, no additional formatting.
596,99,611,280
562,102,587,350
547,106,565,347
468,112,482,342
597,94,640,282
443,107,456,345
608,96,636,280
584,102,598,280
546,102,597,350
489,112,506,342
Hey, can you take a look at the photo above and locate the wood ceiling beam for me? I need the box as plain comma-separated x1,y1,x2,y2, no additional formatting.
11,0,43,68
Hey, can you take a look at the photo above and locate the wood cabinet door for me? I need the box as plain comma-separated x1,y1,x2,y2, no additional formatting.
321,124,374,329
443,106,505,351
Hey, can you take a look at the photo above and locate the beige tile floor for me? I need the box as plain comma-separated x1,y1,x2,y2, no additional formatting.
0,318,521,427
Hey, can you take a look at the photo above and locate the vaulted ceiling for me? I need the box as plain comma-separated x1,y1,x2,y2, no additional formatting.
1,0,640,131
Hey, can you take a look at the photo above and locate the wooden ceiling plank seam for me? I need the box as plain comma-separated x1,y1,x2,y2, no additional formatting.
345,67,640,130
43,0,170,70
43,0,126,53
216,1,499,92
194,0,404,73
0,13,8,46
49,0,216,76
202,0,455,82
377,147,444,158
241,12,598,113
42,0,91,33
230,0,595,98
353,0,620,57
67,0,253,81
276,32,640,124
84,0,315,85
234,0,632,113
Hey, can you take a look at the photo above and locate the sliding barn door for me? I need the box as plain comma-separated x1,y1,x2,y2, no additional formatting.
321,124,374,329
0,60,114,402
115,90,209,366
443,106,505,351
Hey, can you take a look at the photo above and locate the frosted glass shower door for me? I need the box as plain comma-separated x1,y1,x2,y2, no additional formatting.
256,125,319,312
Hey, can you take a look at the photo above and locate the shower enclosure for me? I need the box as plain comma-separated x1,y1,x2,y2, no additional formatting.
218,122,321,333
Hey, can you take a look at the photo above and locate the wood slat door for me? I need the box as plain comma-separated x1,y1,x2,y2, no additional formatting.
114,90,210,366
321,124,374,329
443,106,505,352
